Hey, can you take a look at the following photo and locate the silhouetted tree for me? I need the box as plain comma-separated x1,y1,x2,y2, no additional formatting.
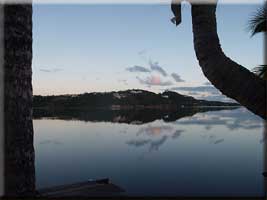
248,2,267,80
171,0,266,120
4,2,35,196
248,2,267,37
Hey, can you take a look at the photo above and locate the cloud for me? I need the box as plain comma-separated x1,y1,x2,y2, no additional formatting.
118,79,128,85
149,60,168,77
169,85,235,102
39,139,63,145
53,68,63,72
202,95,233,102
136,75,173,86
138,49,150,62
188,92,199,96
171,73,185,82
138,49,147,56
40,69,51,72
126,65,150,73
170,86,219,93
40,68,64,73
203,81,212,86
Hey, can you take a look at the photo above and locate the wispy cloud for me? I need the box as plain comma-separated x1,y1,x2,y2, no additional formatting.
39,139,63,145
126,65,151,73
170,86,219,93
149,60,168,77
118,79,128,85
169,85,236,102
40,69,51,73
136,75,173,86
40,68,64,73
202,95,233,102
138,49,147,56
53,68,64,72
203,81,212,86
188,91,199,96
127,56,186,86
171,73,185,82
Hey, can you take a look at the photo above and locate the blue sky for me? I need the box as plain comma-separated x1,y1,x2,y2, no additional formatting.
32,2,264,101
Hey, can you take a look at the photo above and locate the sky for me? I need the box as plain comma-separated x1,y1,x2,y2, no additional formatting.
32,1,265,102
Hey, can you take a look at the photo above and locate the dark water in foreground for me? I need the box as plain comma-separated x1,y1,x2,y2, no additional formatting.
33,107,265,196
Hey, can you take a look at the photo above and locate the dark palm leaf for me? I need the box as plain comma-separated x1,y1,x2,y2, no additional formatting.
247,2,267,37
252,65,267,79
171,0,182,26
248,3,267,79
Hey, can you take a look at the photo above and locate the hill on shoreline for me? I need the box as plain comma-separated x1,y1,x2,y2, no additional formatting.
33,89,240,110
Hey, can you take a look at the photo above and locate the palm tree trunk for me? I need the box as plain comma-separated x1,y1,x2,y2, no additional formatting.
191,3,266,120
263,122,267,196
4,3,35,196
263,31,267,197
0,4,4,197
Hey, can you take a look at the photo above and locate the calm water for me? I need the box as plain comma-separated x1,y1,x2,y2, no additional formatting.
33,107,265,197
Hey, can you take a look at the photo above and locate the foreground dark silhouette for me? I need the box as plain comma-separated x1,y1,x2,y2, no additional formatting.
171,0,266,120
37,178,125,197
2,1,265,197
3,3,35,197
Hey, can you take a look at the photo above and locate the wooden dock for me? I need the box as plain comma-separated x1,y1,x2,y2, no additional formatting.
36,178,125,197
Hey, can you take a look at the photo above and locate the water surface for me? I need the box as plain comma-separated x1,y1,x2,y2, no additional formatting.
33,107,265,196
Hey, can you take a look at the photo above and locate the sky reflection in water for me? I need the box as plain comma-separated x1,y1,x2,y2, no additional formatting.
33,107,265,197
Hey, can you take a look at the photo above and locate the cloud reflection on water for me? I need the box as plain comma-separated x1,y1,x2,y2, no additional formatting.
126,108,263,151
213,139,224,144
136,125,174,136
127,126,184,151
149,135,168,151
171,130,183,139
174,108,263,131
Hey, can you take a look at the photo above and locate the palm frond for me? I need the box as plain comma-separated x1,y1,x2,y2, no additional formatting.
247,3,267,37
252,65,267,79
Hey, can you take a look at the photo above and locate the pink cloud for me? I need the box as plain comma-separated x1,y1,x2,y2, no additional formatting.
136,75,173,86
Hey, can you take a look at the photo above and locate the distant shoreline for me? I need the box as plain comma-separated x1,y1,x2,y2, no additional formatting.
33,105,241,111
32,105,240,124
33,89,240,112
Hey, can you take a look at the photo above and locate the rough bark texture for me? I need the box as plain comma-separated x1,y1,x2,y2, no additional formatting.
191,3,266,119
4,3,35,196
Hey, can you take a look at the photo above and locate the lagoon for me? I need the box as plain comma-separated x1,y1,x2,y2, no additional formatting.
33,107,265,197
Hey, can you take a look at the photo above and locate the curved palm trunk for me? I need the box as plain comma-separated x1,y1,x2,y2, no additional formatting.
4,3,35,196
190,3,266,119
263,122,267,196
